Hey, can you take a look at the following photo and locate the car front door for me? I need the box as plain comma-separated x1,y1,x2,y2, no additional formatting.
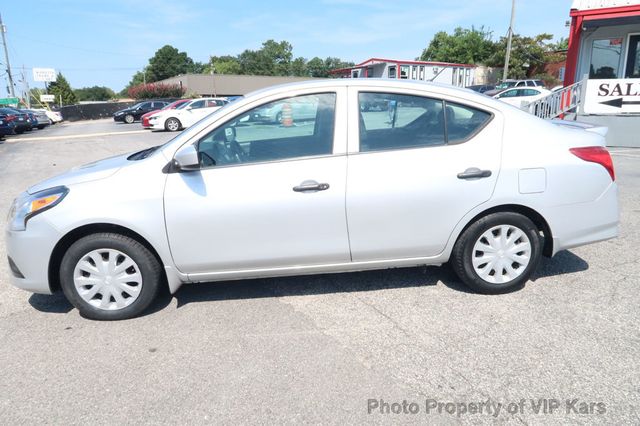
345,88,503,261
164,90,350,278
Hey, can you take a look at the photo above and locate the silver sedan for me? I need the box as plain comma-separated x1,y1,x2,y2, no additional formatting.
6,80,619,320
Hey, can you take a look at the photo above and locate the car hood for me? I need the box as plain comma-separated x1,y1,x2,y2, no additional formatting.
28,152,131,194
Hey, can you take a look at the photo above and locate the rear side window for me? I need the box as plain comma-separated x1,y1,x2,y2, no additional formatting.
445,101,492,144
358,92,491,152
358,93,445,152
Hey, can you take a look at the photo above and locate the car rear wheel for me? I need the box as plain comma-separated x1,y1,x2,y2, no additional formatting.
59,233,162,320
451,212,542,294
165,118,181,132
124,114,135,124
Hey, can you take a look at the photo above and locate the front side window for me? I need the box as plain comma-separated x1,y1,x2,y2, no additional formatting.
590,38,623,79
358,93,491,152
498,89,518,98
189,100,206,109
197,93,336,167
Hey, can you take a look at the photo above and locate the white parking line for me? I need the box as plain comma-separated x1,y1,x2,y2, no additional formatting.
6,130,148,142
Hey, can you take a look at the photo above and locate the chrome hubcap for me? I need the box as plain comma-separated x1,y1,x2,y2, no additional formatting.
73,249,142,311
472,225,532,284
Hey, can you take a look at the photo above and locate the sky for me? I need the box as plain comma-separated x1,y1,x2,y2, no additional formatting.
1,0,571,95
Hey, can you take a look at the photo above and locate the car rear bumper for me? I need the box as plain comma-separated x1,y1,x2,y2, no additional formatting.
5,216,63,295
548,182,619,255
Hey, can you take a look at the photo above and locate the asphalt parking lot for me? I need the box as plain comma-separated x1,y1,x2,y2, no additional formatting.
0,119,639,424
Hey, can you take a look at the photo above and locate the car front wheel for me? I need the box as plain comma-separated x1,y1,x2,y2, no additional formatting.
124,114,135,124
59,233,162,320
451,212,542,294
165,118,181,132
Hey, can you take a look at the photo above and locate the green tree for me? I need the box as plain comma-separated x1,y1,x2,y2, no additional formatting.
419,26,496,64
74,86,116,101
307,56,355,77
146,45,197,82
290,57,307,76
487,33,554,79
206,55,242,74
238,40,293,76
47,72,77,105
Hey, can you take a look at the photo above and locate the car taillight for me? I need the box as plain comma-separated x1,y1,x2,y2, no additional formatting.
570,146,615,181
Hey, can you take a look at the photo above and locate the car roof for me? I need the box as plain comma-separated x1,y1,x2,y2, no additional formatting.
238,78,515,113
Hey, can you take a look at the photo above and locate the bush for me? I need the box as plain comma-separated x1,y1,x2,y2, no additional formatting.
127,83,185,100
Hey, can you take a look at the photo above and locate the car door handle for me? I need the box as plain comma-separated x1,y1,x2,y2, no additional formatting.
293,180,330,192
457,168,492,179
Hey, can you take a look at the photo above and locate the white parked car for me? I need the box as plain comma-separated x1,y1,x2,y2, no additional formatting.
6,80,619,320
33,108,63,124
493,87,552,108
148,97,228,131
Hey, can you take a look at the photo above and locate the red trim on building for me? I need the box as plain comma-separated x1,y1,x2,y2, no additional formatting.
564,4,640,86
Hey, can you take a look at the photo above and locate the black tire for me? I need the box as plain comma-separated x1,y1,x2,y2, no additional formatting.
165,117,181,132
37,125,45,130
59,233,162,320
15,129,24,134
451,212,542,294
124,114,135,124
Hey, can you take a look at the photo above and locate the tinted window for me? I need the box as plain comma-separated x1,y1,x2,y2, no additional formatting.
140,102,152,109
197,93,336,167
523,89,540,96
358,93,445,152
445,101,492,144
190,100,206,109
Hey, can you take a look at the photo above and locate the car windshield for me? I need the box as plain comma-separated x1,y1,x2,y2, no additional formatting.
176,102,191,110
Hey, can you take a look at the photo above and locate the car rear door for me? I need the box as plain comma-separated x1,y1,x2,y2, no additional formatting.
345,87,503,261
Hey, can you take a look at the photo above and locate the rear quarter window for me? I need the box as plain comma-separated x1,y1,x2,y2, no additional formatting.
444,101,492,144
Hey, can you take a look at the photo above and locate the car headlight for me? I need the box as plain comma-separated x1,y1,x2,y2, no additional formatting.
7,186,69,231
115,111,124,116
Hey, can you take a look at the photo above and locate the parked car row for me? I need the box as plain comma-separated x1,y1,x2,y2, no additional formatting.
466,79,556,109
113,98,231,132
0,107,61,139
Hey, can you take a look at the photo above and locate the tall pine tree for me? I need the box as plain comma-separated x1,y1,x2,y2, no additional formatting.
48,73,77,105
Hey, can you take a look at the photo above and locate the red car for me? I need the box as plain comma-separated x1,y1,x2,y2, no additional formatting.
141,99,190,128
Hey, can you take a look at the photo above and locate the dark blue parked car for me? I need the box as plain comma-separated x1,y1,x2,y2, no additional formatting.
0,107,32,134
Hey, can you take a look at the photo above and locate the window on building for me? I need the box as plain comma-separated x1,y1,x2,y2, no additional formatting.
400,65,409,79
388,66,397,78
367,67,374,78
625,35,640,78
411,66,417,79
352,70,360,78
590,38,623,79
419,66,425,80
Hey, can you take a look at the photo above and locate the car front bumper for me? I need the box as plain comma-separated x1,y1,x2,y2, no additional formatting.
5,216,64,294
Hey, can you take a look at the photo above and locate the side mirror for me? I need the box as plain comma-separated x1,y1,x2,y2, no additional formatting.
173,144,200,171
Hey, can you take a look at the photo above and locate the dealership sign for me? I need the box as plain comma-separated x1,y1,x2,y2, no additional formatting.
0,97,19,105
32,68,56,82
40,94,55,103
584,79,640,114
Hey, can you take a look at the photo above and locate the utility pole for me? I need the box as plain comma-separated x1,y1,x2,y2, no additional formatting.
0,13,16,97
503,0,516,81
